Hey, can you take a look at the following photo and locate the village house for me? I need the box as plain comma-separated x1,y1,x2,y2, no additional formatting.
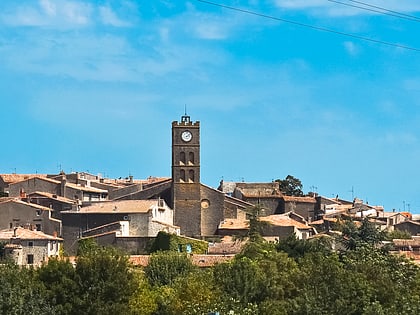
0,227,62,266
8,175,108,203
217,212,317,240
0,198,61,236
61,199,180,254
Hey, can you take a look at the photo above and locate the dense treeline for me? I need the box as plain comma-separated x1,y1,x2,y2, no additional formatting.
1,219,420,315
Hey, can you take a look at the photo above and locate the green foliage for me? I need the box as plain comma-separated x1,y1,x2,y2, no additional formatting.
0,241,6,261
129,270,158,315
0,263,52,315
247,205,268,242
75,241,137,315
214,256,266,304
276,234,333,260
386,229,412,240
144,251,195,287
149,231,208,254
275,175,304,196
1,221,420,315
339,218,386,250
37,258,79,315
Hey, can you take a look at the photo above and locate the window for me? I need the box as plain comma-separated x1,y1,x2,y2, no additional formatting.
36,209,41,216
27,254,34,265
180,170,186,182
189,170,195,182
35,224,41,231
180,152,186,165
188,152,194,165
28,241,34,247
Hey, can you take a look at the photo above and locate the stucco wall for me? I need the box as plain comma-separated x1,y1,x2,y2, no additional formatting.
0,201,61,236
9,178,60,197
200,186,225,236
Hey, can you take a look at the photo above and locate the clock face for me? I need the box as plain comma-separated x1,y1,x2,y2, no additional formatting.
181,130,192,142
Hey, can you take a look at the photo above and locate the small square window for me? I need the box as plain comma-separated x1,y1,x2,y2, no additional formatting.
28,241,33,247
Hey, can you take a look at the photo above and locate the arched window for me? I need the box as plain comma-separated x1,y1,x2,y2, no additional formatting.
188,152,194,165
180,170,186,182
180,152,186,165
189,170,195,183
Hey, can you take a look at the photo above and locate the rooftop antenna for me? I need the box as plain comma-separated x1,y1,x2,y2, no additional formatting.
349,186,354,200
181,104,191,123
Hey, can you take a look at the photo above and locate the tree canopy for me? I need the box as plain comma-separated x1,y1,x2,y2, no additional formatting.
0,226,419,314
275,175,304,196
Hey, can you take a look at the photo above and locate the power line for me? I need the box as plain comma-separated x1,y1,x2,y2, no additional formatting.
347,0,420,22
327,0,420,23
196,0,420,52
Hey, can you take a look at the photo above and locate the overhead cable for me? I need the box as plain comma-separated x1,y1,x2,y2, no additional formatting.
327,0,420,22
196,0,420,52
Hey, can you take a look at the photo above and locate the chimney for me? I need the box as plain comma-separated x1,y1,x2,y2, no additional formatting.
13,227,17,237
61,175,67,197
129,175,134,184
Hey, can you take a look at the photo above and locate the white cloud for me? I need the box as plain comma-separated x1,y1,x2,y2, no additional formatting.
0,0,92,27
99,6,131,27
343,41,359,56
195,23,228,40
40,0,56,16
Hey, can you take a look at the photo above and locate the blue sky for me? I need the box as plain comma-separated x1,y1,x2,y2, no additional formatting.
1,1,420,213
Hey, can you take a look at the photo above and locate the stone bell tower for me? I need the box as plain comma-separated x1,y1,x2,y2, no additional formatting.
171,113,201,237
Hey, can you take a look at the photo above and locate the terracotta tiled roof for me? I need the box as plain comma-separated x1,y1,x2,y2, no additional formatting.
29,191,75,204
0,227,62,240
207,239,244,254
191,254,235,267
128,254,235,268
129,255,150,267
260,215,313,230
218,218,249,230
0,174,47,183
65,183,108,193
239,188,283,198
62,199,164,214
282,196,317,203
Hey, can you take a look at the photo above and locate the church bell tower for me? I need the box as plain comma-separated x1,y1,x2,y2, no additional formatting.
172,113,201,236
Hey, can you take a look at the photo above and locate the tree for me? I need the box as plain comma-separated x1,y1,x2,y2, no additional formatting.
144,251,195,287
213,256,266,305
75,240,136,315
275,175,304,196
276,233,333,260
338,218,385,250
37,258,79,315
128,270,158,315
0,263,52,315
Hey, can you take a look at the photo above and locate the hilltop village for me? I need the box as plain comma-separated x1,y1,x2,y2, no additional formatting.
1,114,420,266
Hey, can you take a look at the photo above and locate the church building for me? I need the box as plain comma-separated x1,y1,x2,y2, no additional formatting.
171,113,251,238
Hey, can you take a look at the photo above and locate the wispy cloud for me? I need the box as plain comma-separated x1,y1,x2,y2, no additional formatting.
99,5,131,27
1,0,93,27
343,41,360,56
0,0,136,28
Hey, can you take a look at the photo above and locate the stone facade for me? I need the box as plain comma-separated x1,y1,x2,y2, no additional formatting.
172,114,202,237
0,227,62,266
0,199,61,236
61,199,179,254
